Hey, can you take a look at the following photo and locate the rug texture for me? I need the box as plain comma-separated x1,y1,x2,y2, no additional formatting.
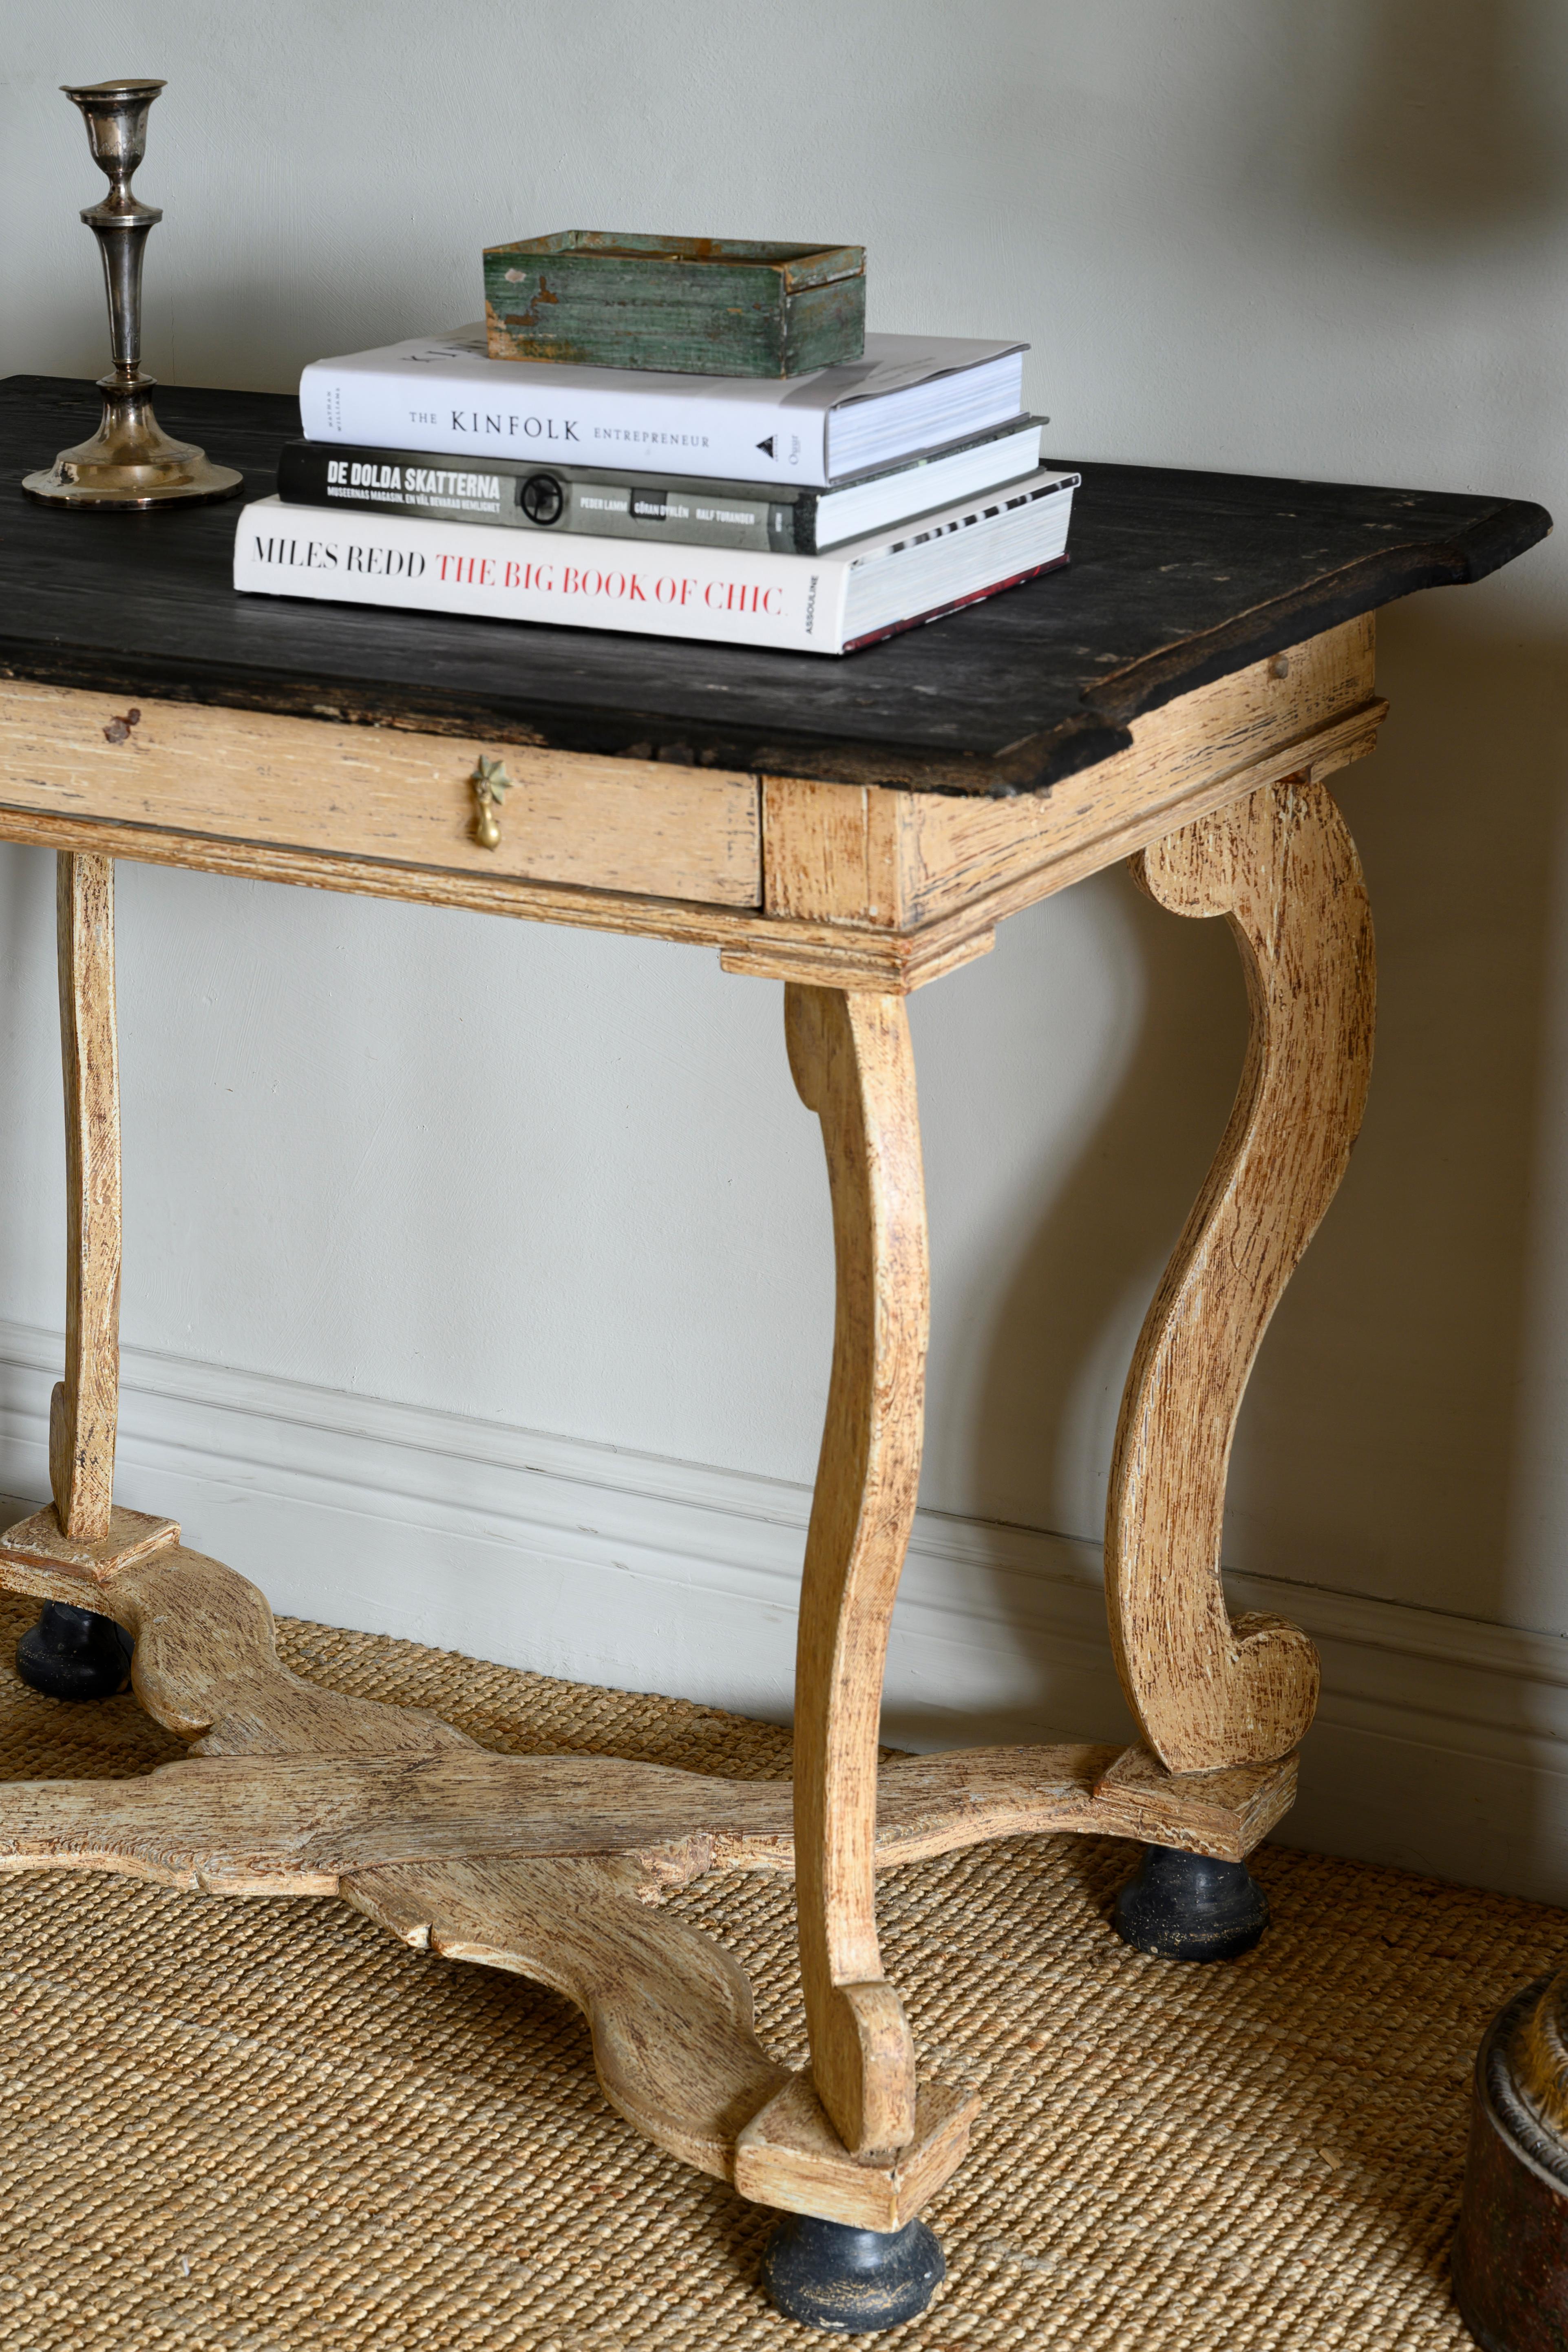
0,1587,1556,2350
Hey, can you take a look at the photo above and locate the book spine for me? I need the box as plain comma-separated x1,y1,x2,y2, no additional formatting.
278,442,514,525
232,499,849,653
276,443,814,552
298,362,831,485
840,554,1067,654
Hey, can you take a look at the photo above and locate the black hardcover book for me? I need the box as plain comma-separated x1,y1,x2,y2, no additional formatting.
275,417,1045,555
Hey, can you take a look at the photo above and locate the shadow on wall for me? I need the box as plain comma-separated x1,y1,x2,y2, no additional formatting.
962,867,1242,1555
880,867,1246,1761
1229,604,1568,1621
1322,0,1568,240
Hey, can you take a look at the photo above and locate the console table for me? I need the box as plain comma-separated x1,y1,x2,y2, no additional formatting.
0,375,1548,2334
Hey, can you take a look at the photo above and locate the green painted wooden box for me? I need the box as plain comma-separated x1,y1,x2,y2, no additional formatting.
482,232,866,378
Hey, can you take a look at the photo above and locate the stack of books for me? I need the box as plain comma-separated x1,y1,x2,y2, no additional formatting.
235,298,1076,658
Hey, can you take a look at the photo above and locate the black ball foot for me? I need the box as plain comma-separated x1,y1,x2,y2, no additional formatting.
761,2213,944,2333
16,1601,132,1702
1113,1842,1269,1961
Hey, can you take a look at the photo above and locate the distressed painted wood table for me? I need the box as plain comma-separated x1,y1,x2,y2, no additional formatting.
0,375,1548,2330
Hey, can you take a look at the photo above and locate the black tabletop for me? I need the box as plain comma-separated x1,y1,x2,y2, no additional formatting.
0,375,1549,797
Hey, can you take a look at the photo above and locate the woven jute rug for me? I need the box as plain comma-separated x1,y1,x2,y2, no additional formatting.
0,1588,1557,2350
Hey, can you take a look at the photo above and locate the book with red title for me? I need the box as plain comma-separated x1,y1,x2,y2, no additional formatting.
232,468,1076,656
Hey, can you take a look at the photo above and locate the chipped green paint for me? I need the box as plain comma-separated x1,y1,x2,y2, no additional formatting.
482,231,866,378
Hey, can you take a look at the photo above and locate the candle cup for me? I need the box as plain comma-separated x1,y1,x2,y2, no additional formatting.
23,79,243,511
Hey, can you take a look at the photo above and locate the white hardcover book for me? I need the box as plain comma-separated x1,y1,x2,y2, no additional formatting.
233,471,1077,656
299,327,1028,489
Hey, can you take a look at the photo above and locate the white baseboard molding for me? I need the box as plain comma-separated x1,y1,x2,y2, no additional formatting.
0,1317,1564,1904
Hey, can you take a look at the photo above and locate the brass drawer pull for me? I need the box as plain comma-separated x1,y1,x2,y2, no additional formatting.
470,755,512,849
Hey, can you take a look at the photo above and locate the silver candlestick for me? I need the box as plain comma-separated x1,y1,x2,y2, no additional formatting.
23,78,242,510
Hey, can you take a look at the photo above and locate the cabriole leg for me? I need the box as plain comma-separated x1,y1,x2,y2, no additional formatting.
1105,775,1375,1953
17,852,128,1701
763,983,934,2327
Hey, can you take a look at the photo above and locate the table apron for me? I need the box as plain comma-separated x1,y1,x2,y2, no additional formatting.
0,629,1385,993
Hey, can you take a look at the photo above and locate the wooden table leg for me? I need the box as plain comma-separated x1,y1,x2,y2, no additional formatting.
752,982,939,2327
784,983,925,2160
51,849,121,1542
16,853,133,1699
1103,773,1375,1950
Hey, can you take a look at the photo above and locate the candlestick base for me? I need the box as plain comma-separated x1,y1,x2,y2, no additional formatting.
23,371,241,510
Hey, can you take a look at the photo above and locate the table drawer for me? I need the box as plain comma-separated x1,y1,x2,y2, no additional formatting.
0,682,762,909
